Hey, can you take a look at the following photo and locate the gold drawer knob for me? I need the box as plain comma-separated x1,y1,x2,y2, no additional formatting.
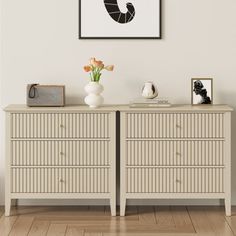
176,152,181,156
59,179,64,183
176,179,181,183
60,152,64,156
60,124,64,128
176,124,181,128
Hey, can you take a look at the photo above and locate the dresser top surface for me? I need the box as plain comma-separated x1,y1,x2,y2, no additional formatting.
4,104,233,112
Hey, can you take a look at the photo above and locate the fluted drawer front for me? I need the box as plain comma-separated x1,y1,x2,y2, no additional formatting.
126,113,224,138
11,113,110,138
12,140,110,166
127,140,224,166
127,167,224,193
12,167,109,193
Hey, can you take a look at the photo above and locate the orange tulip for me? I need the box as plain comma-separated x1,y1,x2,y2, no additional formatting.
97,62,105,69
94,60,104,68
84,58,114,82
90,58,96,65
84,65,91,72
90,58,104,68
105,65,114,71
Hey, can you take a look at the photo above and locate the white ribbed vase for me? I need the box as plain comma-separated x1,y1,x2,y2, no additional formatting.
84,82,104,108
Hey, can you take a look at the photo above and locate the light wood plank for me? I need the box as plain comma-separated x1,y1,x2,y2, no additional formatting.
171,206,195,232
219,206,236,235
104,233,197,236
65,226,84,236
82,224,195,233
188,206,215,235
53,220,118,225
28,220,50,236
0,215,18,236
155,206,175,227
204,206,234,236
84,233,103,236
0,206,233,235
138,206,156,225
47,224,67,236
9,216,34,236
37,217,115,222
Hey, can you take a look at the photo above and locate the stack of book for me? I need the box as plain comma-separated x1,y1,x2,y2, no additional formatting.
130,98,171,108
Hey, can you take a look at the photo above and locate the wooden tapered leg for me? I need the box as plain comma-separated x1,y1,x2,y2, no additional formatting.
120,198,126,217
225,198,231,216
110,198,116,216
5,198,11,217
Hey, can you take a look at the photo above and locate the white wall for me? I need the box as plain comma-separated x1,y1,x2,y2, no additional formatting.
1,0,236,206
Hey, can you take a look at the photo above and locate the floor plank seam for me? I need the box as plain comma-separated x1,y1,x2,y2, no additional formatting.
154,206,158,225
203,207,226,235
26,217,36,236
64,225,69,236
224,216,236,236
170,206,177,228
186,206,197,234
7,215,19,236
45,220,52,236
152,206,158,225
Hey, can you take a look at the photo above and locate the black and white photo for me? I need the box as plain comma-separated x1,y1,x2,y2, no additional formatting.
191,78,213,105
79,0,162,39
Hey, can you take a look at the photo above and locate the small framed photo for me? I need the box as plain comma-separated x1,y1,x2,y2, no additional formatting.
79,0,162,39
191,78,213,105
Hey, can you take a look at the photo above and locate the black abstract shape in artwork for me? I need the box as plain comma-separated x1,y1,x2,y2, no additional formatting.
104,0,135,24
193,80,212,104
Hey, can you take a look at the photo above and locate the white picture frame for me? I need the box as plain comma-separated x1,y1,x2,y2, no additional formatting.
79,0,162,39
191,78,213,105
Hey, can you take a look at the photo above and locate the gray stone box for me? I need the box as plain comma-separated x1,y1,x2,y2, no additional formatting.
27,84,65,107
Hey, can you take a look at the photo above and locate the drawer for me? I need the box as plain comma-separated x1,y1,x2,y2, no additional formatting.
12,140,110,166
11,113,110,138
126,140,224,166
11,167,109,193
126,167,224,193
126,113,224,138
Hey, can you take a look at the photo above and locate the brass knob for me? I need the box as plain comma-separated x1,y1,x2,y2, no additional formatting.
176,152,181,156
176,124,181,128
60,152,64,156
176,179,181,183
60,124,64,128
59,179,64,183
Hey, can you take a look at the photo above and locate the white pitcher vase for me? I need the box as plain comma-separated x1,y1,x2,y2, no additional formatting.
142,82,158,99
84,82,104,108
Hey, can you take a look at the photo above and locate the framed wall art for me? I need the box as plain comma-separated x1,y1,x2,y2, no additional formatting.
79,0,162,39
191,78,213,105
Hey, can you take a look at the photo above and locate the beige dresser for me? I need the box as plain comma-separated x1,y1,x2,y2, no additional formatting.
5,104,233,217
120,105,233,216
4,105,116,216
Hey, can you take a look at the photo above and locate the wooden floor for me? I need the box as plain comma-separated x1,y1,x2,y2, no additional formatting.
0,206,236,236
